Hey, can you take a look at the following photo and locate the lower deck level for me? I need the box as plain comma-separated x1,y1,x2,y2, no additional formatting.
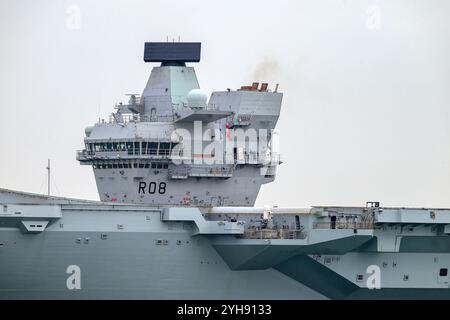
1,188,450,299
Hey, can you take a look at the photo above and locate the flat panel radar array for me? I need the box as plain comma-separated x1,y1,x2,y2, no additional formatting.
143,42,201,66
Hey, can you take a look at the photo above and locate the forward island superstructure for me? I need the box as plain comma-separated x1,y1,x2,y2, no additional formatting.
77,42,281,207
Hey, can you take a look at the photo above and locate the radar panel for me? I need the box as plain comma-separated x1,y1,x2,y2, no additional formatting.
144,42,201,64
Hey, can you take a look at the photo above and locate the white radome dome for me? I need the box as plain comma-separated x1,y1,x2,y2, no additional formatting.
85,126,94,137
187,89,207,109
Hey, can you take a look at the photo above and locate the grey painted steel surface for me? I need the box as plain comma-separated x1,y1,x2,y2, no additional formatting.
0,189,323,299
2,42,450,299
2,188,450,299
78,42,281,207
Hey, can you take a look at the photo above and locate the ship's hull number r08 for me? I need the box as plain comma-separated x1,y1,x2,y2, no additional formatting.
138,182,166,194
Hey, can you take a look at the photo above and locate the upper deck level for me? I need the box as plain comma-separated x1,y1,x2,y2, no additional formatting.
76,42,283,206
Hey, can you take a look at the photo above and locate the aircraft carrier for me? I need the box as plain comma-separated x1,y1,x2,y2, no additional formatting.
1,42,450,299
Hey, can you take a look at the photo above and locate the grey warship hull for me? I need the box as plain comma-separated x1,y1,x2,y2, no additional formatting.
2,188,450,300
0,189,322,300
2,42,450,300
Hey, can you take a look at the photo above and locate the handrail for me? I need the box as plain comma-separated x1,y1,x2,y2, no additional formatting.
77,149,279,165
77,150,173,160
313,221,374,230
241,229,307,240
104,113,176,124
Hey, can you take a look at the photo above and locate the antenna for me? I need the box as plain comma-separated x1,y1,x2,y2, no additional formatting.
46,159,51,197
143,42,201,66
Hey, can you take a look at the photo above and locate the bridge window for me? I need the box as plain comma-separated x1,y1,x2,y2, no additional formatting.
99,143,106,152
148,142,158,155
126,142,133,155
440,268,448,276
151,163,156,169
142,142,148,154
159,142,171,156
134,142,140,155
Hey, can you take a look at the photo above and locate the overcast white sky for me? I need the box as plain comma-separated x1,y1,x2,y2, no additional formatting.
1,0,450,208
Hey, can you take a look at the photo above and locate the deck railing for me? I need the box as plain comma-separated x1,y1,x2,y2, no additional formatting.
241,229,307,240
313,221,374,230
